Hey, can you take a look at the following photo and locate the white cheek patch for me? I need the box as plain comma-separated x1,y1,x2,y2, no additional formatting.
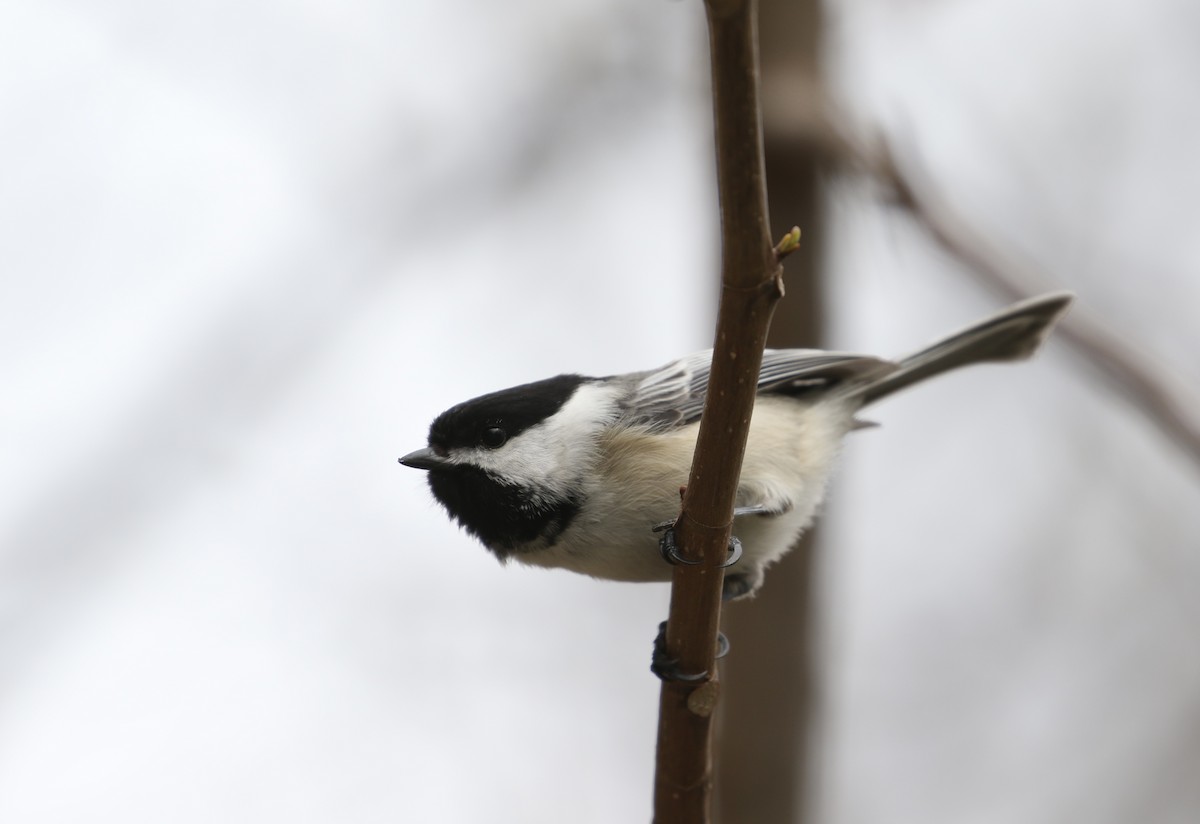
448,382,621,500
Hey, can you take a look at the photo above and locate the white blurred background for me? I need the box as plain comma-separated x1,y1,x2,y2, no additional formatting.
1,1,1198,822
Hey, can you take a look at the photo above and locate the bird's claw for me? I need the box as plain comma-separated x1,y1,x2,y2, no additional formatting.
658,524,743,569
650,621,731,682
657,526,701,566
723,535,743,568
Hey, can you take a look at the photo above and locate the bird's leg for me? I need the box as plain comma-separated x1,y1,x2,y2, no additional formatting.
650,620,731,682
648,486,739,680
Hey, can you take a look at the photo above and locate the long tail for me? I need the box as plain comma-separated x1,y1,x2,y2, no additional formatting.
856,292,1073,406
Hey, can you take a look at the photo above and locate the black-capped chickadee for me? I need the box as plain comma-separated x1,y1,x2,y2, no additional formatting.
400,293,1072,601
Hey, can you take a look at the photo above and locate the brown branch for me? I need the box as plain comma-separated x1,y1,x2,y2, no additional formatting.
651,1,784,822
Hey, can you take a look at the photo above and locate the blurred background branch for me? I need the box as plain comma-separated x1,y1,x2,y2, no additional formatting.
869,137,1200,473
756,85,1200,474
811,114,1200,473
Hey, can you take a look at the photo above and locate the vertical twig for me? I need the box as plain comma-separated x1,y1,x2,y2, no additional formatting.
652,0,785,821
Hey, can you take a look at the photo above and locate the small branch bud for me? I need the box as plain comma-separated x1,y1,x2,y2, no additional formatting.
773,226,802,261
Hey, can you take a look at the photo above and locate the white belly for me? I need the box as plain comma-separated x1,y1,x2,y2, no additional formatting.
517,395,857,584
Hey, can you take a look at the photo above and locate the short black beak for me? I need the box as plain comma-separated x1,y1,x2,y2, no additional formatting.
398,447,450,471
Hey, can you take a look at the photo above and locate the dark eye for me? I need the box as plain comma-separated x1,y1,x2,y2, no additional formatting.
480,426,507,449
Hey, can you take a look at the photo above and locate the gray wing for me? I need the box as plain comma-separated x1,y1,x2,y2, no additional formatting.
620,348,897,430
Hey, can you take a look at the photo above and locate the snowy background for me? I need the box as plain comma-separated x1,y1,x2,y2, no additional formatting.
2,0,1198,822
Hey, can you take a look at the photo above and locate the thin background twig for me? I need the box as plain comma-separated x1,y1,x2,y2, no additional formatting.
868,135,1200,471
777,109,1200,473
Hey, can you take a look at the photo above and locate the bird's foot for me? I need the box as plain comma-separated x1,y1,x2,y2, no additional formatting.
720,569,763,601
650,621,730,682
656,524,742,569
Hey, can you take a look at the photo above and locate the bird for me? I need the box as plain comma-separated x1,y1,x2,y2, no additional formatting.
400,292,1072,602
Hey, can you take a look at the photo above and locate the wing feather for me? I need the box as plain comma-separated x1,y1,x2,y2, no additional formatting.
621,349,896,429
